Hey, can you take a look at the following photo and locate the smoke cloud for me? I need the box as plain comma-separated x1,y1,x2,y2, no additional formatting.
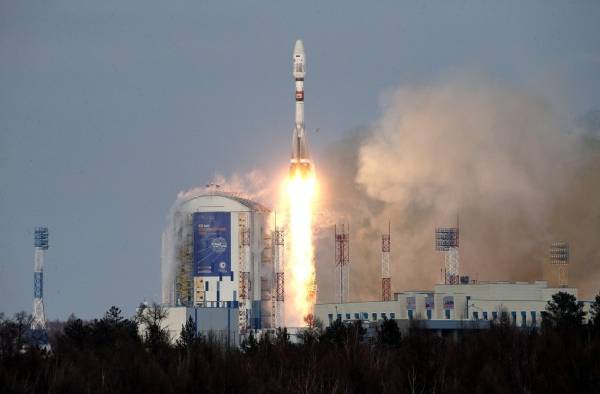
315,74,600,302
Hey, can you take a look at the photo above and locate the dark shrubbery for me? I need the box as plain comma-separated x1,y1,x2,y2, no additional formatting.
1,293,600,393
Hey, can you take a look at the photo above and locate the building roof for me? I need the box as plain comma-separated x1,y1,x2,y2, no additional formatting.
179,191,270,213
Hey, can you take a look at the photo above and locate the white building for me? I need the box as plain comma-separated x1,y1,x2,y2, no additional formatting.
161,191,272,331
315,281,588,329
161,306,240,346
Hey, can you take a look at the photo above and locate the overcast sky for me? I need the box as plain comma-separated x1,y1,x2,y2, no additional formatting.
1,1,599,319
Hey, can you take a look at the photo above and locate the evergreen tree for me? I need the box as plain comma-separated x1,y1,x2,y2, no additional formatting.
176,316,197,350
241,332,258,354
589,292,600,334
61,316,90,350
274,327,290,347
542,292,585,330
103,306,124,326
377,317,401,347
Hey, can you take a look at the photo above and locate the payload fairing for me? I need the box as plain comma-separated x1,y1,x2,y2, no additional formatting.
290,40,312,175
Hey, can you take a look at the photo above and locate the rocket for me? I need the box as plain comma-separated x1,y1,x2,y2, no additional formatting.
290,39,312,175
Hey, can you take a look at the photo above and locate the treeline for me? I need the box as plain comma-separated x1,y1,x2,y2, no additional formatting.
0,292,599,393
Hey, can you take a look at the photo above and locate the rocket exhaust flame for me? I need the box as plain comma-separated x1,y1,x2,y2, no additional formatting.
286,167,317,323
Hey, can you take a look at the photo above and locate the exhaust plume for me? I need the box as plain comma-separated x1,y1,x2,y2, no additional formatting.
315,75,600,302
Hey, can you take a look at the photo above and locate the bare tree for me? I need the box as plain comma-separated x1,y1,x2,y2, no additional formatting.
136,303,169,352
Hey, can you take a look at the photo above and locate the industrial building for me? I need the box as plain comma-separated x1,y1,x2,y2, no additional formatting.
159,192,591,343
160,190,282,341
316,233,593,332
315,280,589,331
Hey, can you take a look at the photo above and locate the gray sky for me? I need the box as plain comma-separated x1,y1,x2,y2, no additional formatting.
1,0,599,319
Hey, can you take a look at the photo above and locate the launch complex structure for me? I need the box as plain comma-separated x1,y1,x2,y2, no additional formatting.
157,39,593,344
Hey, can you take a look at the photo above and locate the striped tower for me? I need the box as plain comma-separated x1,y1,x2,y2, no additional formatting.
381,223,391,301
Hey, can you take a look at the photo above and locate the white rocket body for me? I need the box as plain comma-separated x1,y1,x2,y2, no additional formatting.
290,40,311,175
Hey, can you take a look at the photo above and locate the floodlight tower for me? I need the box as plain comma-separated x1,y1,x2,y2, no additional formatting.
32,227,49,332
381,223,391,301
435,227,460,284
550,241,569,287
335,224,350,303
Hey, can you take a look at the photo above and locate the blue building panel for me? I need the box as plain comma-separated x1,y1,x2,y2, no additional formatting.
251,300,262,329
193,212,232,277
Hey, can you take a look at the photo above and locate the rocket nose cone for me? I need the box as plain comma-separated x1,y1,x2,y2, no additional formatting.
294,39,305,55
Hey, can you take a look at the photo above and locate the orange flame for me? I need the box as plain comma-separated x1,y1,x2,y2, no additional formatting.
285,167,317,325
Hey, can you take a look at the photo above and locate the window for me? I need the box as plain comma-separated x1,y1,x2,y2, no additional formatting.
482,312,488,320
426,310,432,320
511,311,517,323
328,314,333,324
345,313,351,320
531,311,537,326
390,313,396,319
233,290,237,301
408,310,414,320
354,313,360,319
521,311,527,326
372,313,377,321
473,311,479,320
362,312,368,320
336,314,342,321
205,281,209,291
492,311,498,320
382,313,387,320
445,309,451,320
230,272,234,281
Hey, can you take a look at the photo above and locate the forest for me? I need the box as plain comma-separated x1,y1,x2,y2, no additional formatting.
1,292,600,393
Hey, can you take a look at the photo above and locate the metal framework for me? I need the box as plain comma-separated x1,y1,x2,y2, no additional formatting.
308,265,317,304
550,241,569,287
276,272,285,301
335,224,350,304
435,227,460,285
381,223,391,301
272,227,285,328
30,227,49,347
238,214,251,331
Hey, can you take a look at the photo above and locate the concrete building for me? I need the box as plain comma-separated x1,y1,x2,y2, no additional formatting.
315,280,587,329
161,305,240,346
161,191,273,334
